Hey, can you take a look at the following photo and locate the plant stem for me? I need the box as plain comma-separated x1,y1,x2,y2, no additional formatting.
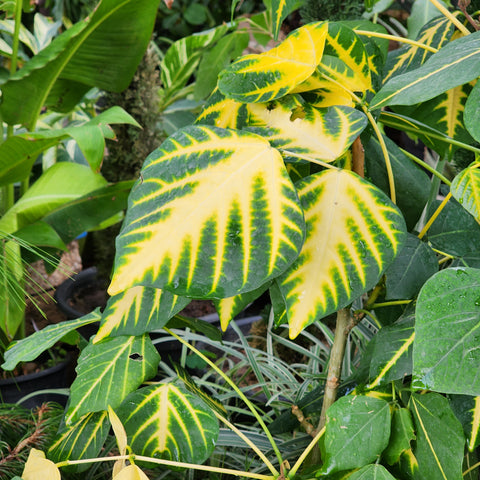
418,191,452,239
279,150,338,170
288,426,326,478
400,148,451,186
428,0,471,35
354,29,438,52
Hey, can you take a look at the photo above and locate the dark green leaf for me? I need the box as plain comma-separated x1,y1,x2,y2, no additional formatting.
383,407,415,465
449,394,480,451
347,464,397,479
465,80,480,142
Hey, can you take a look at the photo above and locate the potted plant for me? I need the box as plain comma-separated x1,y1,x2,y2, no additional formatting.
0,0,162,403
6,0,480,478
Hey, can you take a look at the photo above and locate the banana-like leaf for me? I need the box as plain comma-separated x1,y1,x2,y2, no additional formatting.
383,407,416,466
48,412,110,474
0,0,159,128
370,30,480,109
449,395,480,451
319,22,371,94
278,169,406,338
414,267,480,396
218,22,327,103
383,15,454,83
1,310,101,371
246,99,367,163
409,393,465,480
451,165,480,220
195,88,250,129
66,334,160,424
108,125,305,299
94,286,190,341
116,383,219,464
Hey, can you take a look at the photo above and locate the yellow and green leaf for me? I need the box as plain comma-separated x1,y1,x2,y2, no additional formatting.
116,383,219,464
95,286,190,341
218,22,327,103
451,164,480,220
270,0,298,40
246,98,367,163
278,169,406,338
108,125,305,299
318,22,371,94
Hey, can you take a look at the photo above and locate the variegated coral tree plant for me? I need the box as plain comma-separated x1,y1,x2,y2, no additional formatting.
7,0,480,478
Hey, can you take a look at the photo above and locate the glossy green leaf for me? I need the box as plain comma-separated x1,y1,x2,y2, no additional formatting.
116,383,218,463
95,286,190,341
409,393,464,480
0,0,159,128
364,135,431,231
449,395,480,451
414,267,480,395
385,233,438,300
319,22,371,93
1,310,101,371
464,80,480,142
218,22,327,103
371,30,480,109
14,221,66,251
384,407,416,465
48,412,110,474
108,125,305,299
347,464,397,480
278,169,406,338
451,165,480,220
368,313,414,386
247,99,367,163
426,198,480,257
320,395,391,475
66,334,160,423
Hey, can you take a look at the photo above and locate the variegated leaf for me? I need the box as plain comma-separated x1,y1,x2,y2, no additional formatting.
116,383,219,464
278,169,406,338
294,73,356,107
108,126,305,299
95,286,191,341
383,15,454,83
449,395,480,451
195,88,249,129
48,412,110,474
218,22,327,103
66,334,160,424
451,165,480,220
246,99,367,163
270,0,298,40
318,22,371,94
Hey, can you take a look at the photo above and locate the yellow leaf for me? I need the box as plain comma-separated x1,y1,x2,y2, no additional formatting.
113,464,150,480
22,449,61,480
108,406,128,475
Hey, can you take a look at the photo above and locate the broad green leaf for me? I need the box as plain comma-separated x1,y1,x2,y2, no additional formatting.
1,310,101,370
409,393,464,480
22,449,61,480
270,0,298,40
0,0,159,128
414,267,480,396
385,233,438,300
195,88,250,129
319,22,371,93
320,395,391,475
246,99,367,163
426,198,480,257
116,383,219,464
347,464,397,480
95,286,190,341
451,165,480,220
14,221,66,251
384,408,416,465
364,135,431,231
278,169,406,338
371,30,480,109
368,313,414,386
449,395,480,451
108,125,305,299
218,22,327,103
43,181,134,243
464,80,480,141
48,412,110,474
66,334,160,423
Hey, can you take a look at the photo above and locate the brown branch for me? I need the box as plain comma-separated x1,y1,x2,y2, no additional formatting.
292,405,315,437
458,0,480,31
352,136,365,178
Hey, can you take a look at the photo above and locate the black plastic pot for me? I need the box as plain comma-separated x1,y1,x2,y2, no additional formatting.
0,354,73,408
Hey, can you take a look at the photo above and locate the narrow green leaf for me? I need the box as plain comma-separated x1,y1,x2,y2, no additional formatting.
66,334,160,423
116,383,219,464
278,169,406,338
409,393,464,480
1,310,101,370
371,30,480,109
108,125,305,299
383,407,416,465
451,165,480,220
320,395,391,475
